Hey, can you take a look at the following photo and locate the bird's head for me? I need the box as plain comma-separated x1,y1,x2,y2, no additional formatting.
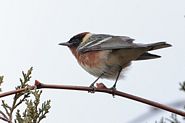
59,32,91,48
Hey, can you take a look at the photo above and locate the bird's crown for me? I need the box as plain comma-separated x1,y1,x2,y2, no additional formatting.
68,32,90,47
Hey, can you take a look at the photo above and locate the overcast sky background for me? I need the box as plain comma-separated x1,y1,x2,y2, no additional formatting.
0,0,185,123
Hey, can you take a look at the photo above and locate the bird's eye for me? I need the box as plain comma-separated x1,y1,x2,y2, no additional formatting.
68,39,80,47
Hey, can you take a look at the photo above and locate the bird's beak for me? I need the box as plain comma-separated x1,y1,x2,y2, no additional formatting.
58,42,71,46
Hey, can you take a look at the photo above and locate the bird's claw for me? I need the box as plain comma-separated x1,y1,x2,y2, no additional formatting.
88,83,96,93
109,86,117,98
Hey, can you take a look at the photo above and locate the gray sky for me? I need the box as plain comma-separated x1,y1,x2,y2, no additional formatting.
0,0,185,123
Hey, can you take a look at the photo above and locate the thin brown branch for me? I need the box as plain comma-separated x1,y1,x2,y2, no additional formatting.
0,86,35,98
0,80,185,117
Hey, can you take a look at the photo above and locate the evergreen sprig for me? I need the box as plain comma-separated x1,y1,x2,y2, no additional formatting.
0,67,51,123
15,90,51,123
180,81,185,92
0,76,4,92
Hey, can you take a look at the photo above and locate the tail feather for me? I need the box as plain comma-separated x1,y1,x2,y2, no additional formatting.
135,42,171,61
135,52,161,60
147,42,172,51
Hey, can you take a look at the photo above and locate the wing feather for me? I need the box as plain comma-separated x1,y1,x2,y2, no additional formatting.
77,34,146,53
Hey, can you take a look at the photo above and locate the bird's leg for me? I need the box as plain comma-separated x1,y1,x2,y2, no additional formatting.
89,73,104,93
110,66,122,96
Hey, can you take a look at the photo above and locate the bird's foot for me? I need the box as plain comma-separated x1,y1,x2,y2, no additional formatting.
109,85,117,98
88,83,96,93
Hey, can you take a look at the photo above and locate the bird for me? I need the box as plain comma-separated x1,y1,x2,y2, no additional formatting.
59,32,171,90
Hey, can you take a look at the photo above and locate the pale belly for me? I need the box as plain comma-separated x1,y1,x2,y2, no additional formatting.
77,50,130,79
79,62,127,79
70,47,132,79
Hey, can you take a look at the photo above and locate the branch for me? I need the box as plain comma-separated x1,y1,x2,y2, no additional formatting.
0,80,185,117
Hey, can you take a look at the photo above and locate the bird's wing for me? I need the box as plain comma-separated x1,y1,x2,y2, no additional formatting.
77,34,146,53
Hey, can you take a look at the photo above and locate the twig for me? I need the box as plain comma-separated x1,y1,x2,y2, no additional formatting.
0,86,35,98
0,80,185,117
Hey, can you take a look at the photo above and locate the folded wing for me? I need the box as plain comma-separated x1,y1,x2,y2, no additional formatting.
77,34,171,55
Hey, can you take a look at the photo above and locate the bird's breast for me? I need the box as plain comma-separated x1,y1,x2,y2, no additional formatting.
70,47,108,66
69,47,131,79
70,47,110,77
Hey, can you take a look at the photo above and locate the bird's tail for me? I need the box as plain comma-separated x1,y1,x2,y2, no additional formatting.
135,52,161,60
135,42,172,60
146,42,172,51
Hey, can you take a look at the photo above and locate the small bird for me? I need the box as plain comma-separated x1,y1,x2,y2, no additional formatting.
59,32,171,90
